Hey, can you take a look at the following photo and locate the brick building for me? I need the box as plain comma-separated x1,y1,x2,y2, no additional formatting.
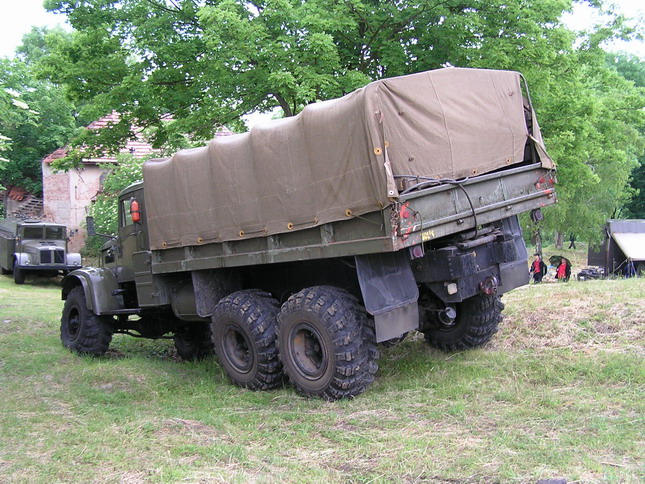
41,113,157,252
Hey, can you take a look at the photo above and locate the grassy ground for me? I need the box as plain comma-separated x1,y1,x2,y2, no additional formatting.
0,273,643,483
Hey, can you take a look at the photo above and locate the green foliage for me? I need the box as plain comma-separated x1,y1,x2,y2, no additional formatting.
0,60,39,191
0,27,78,194
38,0,645,239
609,53,645,219
89,154,146,237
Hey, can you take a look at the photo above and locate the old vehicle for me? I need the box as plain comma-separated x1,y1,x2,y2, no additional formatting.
0,218,82,284
60,68,557,400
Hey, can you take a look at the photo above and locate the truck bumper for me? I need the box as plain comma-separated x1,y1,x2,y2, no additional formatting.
16,264,79,273
412,216,529,303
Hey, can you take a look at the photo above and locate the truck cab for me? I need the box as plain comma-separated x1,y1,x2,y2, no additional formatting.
0,218,82,284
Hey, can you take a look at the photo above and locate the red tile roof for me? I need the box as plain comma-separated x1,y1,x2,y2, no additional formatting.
42,112,233,165
7,186,28,201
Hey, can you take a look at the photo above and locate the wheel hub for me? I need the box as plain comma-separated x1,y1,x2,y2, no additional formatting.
291,323,327,380
68,309,81,340
222,325,252,373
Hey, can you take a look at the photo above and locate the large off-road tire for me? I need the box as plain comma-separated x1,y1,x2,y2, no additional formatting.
277,286,379,401
174,323,215,361
13,263,25,284
61,286,114,355
422,294,503,352
211,290,283,390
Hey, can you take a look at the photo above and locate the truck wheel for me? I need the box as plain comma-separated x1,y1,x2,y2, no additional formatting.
13,262,25,284
174,323,214,361
211,290,283,391
61,286,114,355
277,286,379,401
422,294,502,352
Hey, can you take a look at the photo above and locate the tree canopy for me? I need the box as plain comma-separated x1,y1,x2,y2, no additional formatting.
40,0,589,146
28,0,645,240
0,27,78,194
611,53,645,219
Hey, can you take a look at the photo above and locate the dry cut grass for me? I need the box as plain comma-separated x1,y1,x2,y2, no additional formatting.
499,278,645,353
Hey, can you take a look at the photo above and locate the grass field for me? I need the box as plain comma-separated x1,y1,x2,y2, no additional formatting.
0,272,643,483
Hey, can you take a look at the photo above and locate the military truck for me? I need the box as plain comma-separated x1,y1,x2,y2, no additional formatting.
60,68,556,400
0,218,82,284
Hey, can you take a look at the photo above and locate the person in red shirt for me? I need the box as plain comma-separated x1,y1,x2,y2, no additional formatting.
556,259,569,281
530,254,547,283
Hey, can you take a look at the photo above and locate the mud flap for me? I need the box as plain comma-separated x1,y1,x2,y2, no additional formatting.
355,251,419,343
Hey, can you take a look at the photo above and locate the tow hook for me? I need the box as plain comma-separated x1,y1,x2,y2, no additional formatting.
479,276,499,295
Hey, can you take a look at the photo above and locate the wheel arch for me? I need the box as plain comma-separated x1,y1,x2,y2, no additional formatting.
13,252,32,267
62,267,124,314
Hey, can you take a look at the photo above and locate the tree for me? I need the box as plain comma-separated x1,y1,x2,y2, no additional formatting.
0,59,41,192
39,0,645,241
609,53,645,219
39,0,586,149
0,27,78,194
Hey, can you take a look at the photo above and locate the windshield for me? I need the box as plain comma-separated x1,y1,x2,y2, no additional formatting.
22,227,44,239
21,226,66,240
45,226,66,240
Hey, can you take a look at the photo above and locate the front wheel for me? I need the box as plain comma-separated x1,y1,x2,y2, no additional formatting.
421,294,503,352
61,286,114,355
211,290,283,391
13,263,25,284
277,286,378,401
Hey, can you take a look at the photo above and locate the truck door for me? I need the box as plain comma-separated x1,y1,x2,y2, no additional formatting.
117,194,145,282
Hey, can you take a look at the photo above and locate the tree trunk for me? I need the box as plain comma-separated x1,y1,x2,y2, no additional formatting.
555,231,564,249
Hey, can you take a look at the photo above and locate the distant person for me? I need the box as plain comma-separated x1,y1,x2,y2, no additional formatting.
568,234,576,249
530,254,547,283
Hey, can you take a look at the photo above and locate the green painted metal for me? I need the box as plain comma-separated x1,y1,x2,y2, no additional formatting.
63,267,124,314
149,165,556,275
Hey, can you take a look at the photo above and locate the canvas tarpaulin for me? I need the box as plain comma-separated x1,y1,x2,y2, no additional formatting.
143,67,554,250
612,233,645,261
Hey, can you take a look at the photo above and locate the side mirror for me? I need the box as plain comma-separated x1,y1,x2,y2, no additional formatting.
86,216,96,237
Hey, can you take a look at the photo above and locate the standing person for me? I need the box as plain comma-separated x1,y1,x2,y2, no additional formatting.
556,258,568,282
530,254,547,283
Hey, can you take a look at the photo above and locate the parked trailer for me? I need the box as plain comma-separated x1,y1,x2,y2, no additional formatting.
60,68,556,400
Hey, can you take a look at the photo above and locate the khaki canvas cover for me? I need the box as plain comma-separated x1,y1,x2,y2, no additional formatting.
612,233,645,261
144,67,554,250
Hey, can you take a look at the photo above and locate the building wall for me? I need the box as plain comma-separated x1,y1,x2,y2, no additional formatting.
42,163,107,252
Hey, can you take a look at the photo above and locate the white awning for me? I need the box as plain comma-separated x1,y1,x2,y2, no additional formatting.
612,232,645,261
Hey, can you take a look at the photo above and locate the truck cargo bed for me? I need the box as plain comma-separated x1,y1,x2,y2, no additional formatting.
151,164,555,274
